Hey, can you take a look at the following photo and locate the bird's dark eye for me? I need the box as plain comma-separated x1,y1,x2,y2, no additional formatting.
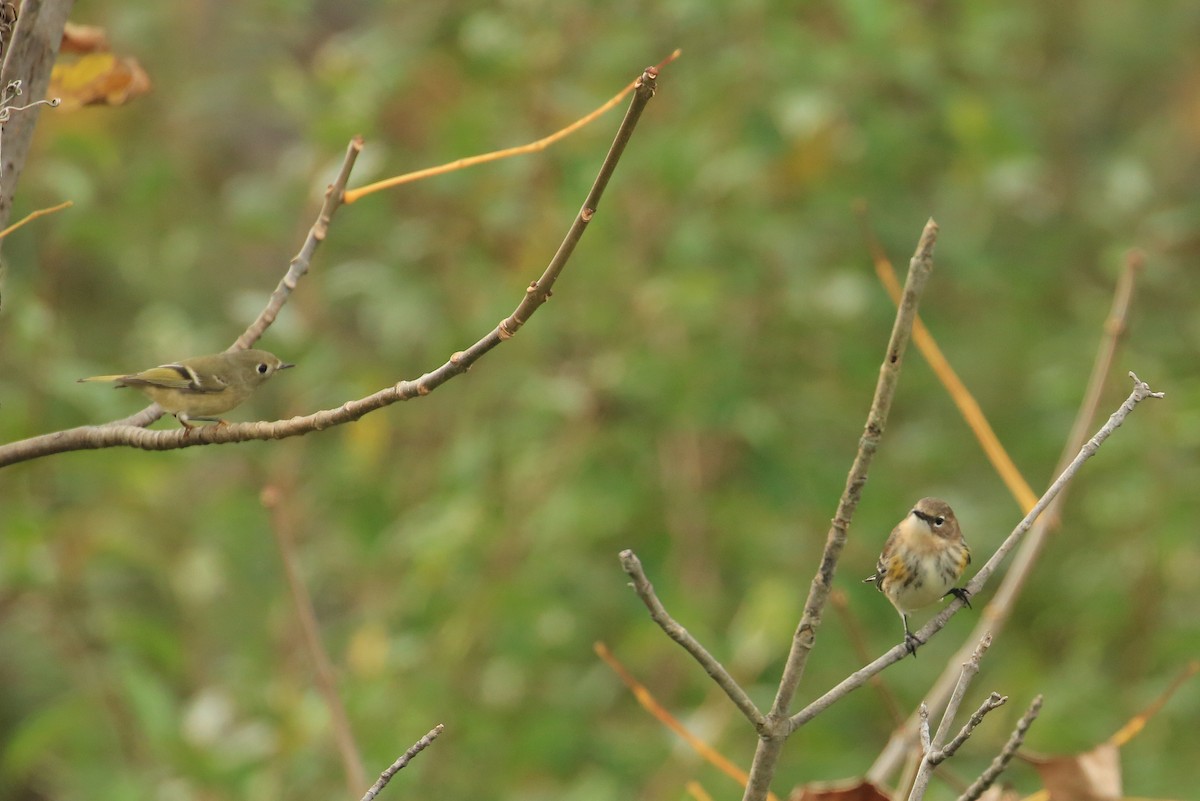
257,363,269,374
934,516,945,527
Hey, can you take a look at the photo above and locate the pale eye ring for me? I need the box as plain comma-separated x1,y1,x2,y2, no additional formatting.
257,363,269,374
934,516,945,527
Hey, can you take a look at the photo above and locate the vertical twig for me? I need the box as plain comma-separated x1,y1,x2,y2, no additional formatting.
907,635,1000,801
741,220,940,801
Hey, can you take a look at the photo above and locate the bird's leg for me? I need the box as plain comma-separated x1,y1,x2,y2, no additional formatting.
943,587,972,609
901,613,921,658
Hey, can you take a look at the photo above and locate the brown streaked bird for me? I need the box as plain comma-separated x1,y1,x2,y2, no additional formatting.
863,497,972,656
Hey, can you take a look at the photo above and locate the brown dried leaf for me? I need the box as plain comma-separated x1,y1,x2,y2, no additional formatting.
1026,743,1121,801
60,22,109,54
49,52,151,110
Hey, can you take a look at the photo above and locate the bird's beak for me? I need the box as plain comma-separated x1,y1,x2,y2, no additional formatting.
279,362,296,370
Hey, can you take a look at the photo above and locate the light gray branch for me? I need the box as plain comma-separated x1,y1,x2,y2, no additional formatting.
359,724,445,801
619,550,765,728
935,692,1007,764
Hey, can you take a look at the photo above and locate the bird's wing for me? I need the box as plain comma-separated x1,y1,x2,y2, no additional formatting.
121,364,228,393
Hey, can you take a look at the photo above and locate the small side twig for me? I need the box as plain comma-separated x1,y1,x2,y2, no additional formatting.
936,692,1007,764
957,695,1043,801
907,634,999,801
360,724,445,801
618,551,764,728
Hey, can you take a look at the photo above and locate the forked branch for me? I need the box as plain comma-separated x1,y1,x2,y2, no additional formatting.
0,66,663,467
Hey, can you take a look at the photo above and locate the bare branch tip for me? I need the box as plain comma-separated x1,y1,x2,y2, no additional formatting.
1128,371,1165,399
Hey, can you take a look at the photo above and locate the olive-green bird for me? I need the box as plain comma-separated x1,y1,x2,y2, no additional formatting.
79,349,294,428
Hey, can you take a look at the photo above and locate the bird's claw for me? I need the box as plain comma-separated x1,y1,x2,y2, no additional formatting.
904,631,922,658
943,587,972,609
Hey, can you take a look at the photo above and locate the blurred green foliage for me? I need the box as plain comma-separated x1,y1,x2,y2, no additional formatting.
1,1,1198,800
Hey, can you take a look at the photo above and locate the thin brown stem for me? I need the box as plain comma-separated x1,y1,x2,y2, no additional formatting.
830,589,904,727
262,485,366,795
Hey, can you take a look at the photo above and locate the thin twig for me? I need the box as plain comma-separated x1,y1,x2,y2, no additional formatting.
234,136,365,351
859,204,1038,511
907,635,996,801
262,485,366,795
617,553,765,728
360,724,445,801
1108,659,1199,747
739,219,940,801
343,49,680,204
788,372,1163,734
97,136,364,431
936,692,1007,764
0,198,70,238
0,66,663,467
867,251,1144,783
957,695,1042,801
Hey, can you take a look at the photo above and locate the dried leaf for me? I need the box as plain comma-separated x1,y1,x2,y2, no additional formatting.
977,787,1021,801
1026,743,1121,801
789,778,892,801
49,52,151,110
61,22,109,54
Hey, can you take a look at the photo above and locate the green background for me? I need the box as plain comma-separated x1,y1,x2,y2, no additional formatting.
2,1,1197,799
